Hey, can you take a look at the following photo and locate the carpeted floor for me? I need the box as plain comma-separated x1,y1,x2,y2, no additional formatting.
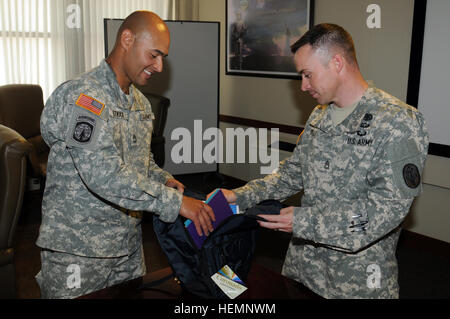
12,172,450,299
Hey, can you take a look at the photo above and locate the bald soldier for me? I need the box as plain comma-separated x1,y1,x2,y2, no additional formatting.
36,11,215,299
212,24,429,298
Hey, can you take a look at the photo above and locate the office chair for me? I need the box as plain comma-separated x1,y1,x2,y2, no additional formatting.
0,125,32,298
142,93,170,168
0,84,49,181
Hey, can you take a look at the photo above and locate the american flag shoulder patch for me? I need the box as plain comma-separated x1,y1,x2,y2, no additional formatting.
75,93,105,116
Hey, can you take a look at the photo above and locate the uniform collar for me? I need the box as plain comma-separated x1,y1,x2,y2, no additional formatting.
100,59,135,110
310,86,377,135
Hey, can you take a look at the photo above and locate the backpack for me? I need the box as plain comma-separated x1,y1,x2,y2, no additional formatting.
149,189,282,299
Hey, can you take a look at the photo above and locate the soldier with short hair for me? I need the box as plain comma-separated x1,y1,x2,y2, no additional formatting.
213,23,429,298
36,11,215,299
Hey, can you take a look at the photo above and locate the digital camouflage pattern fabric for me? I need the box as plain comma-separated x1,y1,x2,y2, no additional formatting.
233,85,429,298
36,246,145,298
37,60,183,258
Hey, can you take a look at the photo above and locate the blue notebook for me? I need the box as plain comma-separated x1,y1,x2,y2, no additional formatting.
185,189,234,249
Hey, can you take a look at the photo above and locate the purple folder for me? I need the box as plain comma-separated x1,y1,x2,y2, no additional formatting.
186,189,234,249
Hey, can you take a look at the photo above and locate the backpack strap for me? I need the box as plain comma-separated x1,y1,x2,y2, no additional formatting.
137,272,182,297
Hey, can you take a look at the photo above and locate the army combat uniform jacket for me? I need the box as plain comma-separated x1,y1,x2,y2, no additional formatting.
37,60,183,258
234,86,429,298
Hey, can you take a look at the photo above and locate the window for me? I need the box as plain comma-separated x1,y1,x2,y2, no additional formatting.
0,0,174,100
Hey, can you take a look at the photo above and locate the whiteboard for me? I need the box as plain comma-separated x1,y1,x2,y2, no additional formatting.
104,19,220,174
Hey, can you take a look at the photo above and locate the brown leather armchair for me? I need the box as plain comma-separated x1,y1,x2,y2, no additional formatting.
0,125,32,298
0,84,49,180
142,93,170,168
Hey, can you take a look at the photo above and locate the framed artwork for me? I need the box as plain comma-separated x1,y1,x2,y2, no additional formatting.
226,0,315,79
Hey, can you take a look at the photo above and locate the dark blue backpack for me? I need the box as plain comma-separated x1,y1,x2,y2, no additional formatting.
150,190,282,299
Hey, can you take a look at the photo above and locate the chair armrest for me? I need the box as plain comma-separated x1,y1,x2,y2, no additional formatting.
0,125,32,250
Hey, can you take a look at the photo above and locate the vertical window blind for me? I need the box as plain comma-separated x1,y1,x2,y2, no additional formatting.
0,0,176,100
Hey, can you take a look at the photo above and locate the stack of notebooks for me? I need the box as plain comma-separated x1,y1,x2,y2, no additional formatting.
184,189,239,250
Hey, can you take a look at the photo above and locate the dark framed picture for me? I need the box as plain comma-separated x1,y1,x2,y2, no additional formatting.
226,0,315,79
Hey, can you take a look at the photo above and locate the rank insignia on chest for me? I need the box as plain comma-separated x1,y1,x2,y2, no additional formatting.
76,93,105,116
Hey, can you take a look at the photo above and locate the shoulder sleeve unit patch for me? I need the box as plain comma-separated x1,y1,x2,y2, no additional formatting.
66,99,105,150
76,93,105,116
403,163,421,189
73,115,95,143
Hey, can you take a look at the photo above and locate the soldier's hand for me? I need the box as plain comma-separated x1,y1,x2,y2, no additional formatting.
179,196,216,236
257,206,294,233
165,178,185,193
207,188,237,204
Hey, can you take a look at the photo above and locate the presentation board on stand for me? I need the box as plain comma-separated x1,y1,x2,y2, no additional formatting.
104,19,220,174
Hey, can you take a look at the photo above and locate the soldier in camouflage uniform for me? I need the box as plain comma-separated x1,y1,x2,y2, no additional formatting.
36,11,215,298
214,24,429,298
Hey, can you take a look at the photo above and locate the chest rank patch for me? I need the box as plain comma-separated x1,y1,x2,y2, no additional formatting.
76,93,105,116
73,115,95,143
403,163,421,188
